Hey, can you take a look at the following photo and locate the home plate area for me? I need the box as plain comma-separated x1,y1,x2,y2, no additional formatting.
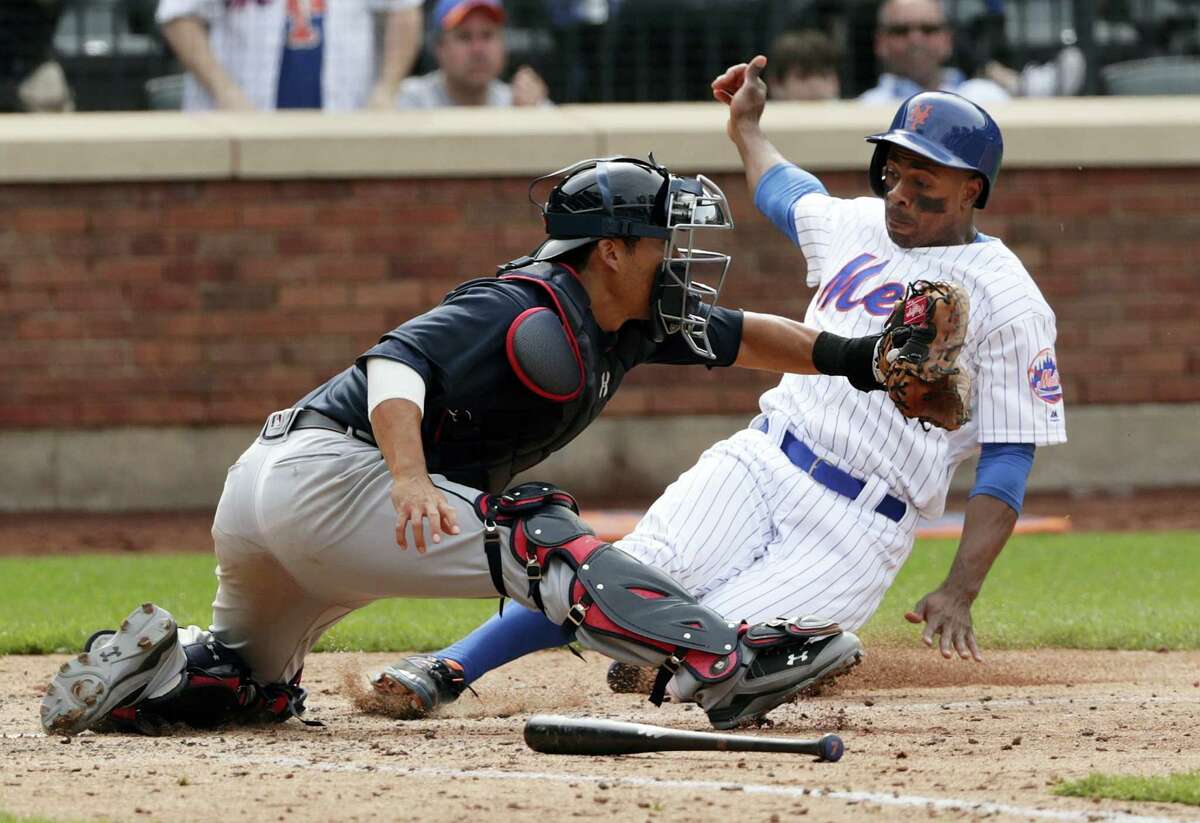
2,647,1198,822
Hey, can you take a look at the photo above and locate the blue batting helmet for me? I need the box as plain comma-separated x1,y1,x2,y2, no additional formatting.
865,91,1004,208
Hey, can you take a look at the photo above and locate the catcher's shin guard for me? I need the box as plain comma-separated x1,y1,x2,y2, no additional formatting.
480,484,738,701
480,483,861,726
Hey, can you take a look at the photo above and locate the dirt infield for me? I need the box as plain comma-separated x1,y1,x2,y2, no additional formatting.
3,648,1199,823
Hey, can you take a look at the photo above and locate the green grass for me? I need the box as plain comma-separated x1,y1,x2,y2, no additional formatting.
0,531,1196,655
861,530,1200,650
0,813,87,823
1055,772,1200,806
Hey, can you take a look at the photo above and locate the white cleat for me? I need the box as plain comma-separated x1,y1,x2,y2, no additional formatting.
40,603,185,736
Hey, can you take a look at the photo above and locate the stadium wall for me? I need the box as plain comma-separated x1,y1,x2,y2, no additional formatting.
1,99,1198,510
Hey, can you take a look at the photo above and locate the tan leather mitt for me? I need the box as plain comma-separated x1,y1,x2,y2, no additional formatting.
876,280,971,431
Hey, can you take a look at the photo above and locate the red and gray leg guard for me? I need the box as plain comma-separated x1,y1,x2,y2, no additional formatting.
479,483,863,728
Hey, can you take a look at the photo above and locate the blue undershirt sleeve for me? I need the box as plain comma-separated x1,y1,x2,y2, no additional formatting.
753,162,829,246
970,443,1036,514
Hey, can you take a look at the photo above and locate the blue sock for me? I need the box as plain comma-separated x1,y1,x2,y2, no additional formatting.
437,604,573,685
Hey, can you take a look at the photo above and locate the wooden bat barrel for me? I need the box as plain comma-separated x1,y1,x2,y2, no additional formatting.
524,714,844,761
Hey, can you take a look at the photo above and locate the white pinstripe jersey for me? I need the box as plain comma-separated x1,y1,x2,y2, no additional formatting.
759,193,1068,518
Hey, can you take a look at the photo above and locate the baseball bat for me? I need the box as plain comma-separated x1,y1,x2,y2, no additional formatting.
523,714,844,762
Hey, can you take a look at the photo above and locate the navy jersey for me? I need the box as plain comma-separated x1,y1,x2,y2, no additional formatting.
299,263,743,492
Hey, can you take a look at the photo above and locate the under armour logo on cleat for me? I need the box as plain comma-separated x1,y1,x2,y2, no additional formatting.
98,646,121,663
786,651,808,666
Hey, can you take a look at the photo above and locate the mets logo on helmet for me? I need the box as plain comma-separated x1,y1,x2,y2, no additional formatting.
1027,348,1062,404
907,102,933,130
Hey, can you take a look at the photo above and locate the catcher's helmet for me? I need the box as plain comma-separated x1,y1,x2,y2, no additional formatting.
865,91,1003,208
515,156,734,359
528,156,674,262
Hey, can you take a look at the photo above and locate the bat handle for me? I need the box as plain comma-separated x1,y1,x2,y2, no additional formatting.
817,734,844,762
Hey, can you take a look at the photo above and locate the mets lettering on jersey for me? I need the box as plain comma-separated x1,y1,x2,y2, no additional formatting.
817,253,904,316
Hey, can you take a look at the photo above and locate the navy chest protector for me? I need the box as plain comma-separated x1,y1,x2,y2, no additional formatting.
425,263,611,494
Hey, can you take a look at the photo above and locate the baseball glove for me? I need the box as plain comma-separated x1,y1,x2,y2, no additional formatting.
876,280,971,431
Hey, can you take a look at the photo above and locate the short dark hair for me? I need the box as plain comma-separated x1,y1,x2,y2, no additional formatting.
766,30,843,82
552,237,639,272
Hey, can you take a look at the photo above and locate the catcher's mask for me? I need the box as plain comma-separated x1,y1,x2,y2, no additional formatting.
520,155,734,359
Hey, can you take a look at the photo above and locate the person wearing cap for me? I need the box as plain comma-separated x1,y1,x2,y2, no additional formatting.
157,0,424,111
859,0,1009,106
396,0,550,108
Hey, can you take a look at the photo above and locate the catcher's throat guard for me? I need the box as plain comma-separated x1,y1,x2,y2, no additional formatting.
524,156,734,359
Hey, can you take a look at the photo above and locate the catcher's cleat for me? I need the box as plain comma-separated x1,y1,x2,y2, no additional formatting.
370,655,469,717
40,603,186,736
686,617,864,731
606,662,658,695
83,629,117,653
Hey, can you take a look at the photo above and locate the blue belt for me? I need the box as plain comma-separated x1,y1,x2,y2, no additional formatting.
756,421,907,523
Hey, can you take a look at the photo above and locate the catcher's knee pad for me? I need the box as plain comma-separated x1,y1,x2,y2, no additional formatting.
110,629,310,733
480,482,743,704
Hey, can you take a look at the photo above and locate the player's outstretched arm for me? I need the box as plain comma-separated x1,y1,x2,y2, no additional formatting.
905,493,1018,661
712,55,788,196
736,311,883,392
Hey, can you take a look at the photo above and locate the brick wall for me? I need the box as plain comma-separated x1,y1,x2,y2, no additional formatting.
2,168,1199,428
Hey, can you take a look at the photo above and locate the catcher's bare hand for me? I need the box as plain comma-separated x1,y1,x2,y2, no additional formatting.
389,473,460,553
905,587,983,662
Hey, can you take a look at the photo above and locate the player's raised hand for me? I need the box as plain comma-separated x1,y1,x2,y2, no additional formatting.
905,587,983,662
712,55,768,127
389,472,461,553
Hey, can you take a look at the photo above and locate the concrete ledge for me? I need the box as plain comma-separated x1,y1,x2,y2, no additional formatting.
0,113,233,182
1,404,1197,512
2,96,1199,182
218,108,604,179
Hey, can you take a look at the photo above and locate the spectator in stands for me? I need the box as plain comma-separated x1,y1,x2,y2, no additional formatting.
0,0,73,113
766,30,842,101
859,0,1009,106
157,0,423,111
396,0,551,108
958,7,1087,98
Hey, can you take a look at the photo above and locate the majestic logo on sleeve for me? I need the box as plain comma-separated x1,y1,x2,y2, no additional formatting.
818,253,904,316
1027,348,1062,404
